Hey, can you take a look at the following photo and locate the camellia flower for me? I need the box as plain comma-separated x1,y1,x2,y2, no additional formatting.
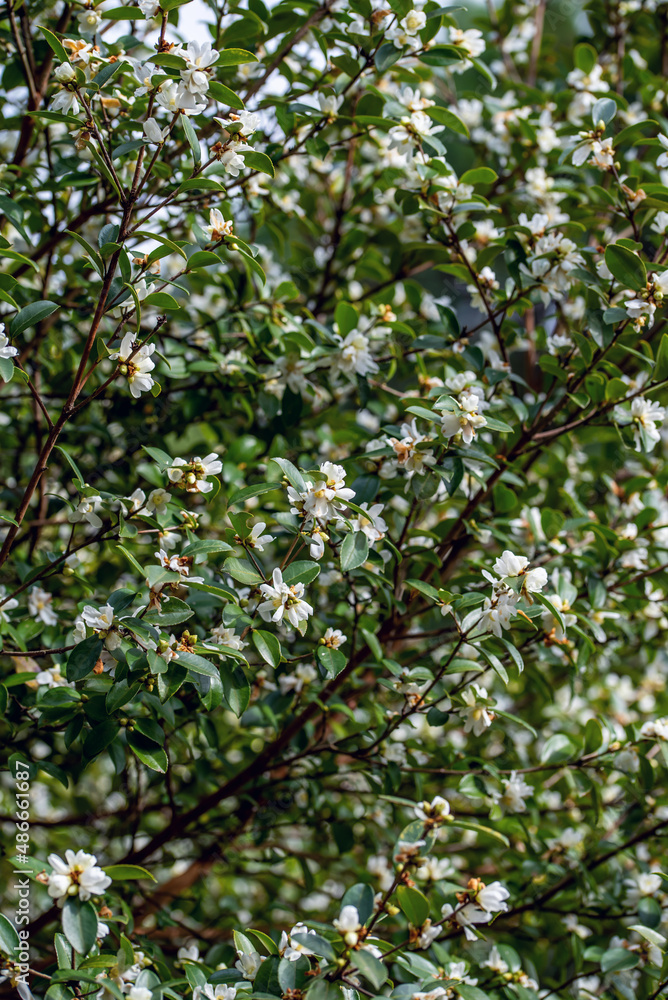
0,323,19,363
631,397,665,452
46,850,112,902
400,9,426,34
235,950,264,980
111,333,156,398
168,454,222,493
351,502,387,544
28,586,58,626
68,494,103,529
76,8,102,33
335,328,379,377
143,118,170,144
415,795,451,822
204,208,234,242
258,568,313,628
333,905,362,945
246,522,275,551
80,604,121,650
459,684,494,736
440,393,488,446
322,627,346,648
180,41,219,95
280,923,317,961
193,985,236,1000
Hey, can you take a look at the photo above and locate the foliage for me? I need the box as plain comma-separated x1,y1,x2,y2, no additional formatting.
2,0,668,999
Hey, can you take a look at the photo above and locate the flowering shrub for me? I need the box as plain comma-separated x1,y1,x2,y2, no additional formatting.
4,0,668,998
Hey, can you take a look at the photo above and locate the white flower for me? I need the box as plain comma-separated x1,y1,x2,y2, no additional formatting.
0,325,19,363
143,118,170,144
351,502,387,544
51,88,80,115
400,9,426,34
322,627,346,648
193,985,236,1000
278,662,317,694
462,590,516,638
204,208,234,241
448,26,485,58
493,550,529,577
258,568,313,628
319,93,343,119
631,396,665,452
640,718,668,740
0,586,18,622
68,494,103,529
247,522,275,551
35,665,71,688
180,41,219,95
47,850,111,901
333,905,362,946
147,488,170,515
168,454,222,493
476,880,510,912
28,586,57,626
215,110,260,136
281,923,317,961
497,772,532,812
81,604,121,650
336,329,379,377
176,945,200,963
138,0,160,17
235,951,264,980
111,333,156,398
415,795,450,822
209,625,246,650
658,133,668,169
289,462,355,522
440,393,488,446
128,989,152,1000
460,684,494,736
77,8,102,33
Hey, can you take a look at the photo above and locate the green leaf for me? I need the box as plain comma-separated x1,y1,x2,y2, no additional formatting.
38,25,70,63
282,560,320,585
126,732,168,772
251,630,282,667
11,300,58,337
340,531,369,571
341,883,375,924
66,637,104,682
208,81,245,111
350,949,387,990
460,167,498,185
397,885,430,925
224,557,263,585
604,243,647,291
55,445,86,489
241,150,275,177
0,914,20,954
228,482,280,507
83,721,120,759
62,899,99,955
180,113,202,167
316,646,346,677
541,733,577,764
187,250,223,269
103,6,146,17
103,864,156,881
145,291,180,309
217,48,258,66
600,947,639,973
655,333,668,382
177,650,221,677
0,357,15,383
